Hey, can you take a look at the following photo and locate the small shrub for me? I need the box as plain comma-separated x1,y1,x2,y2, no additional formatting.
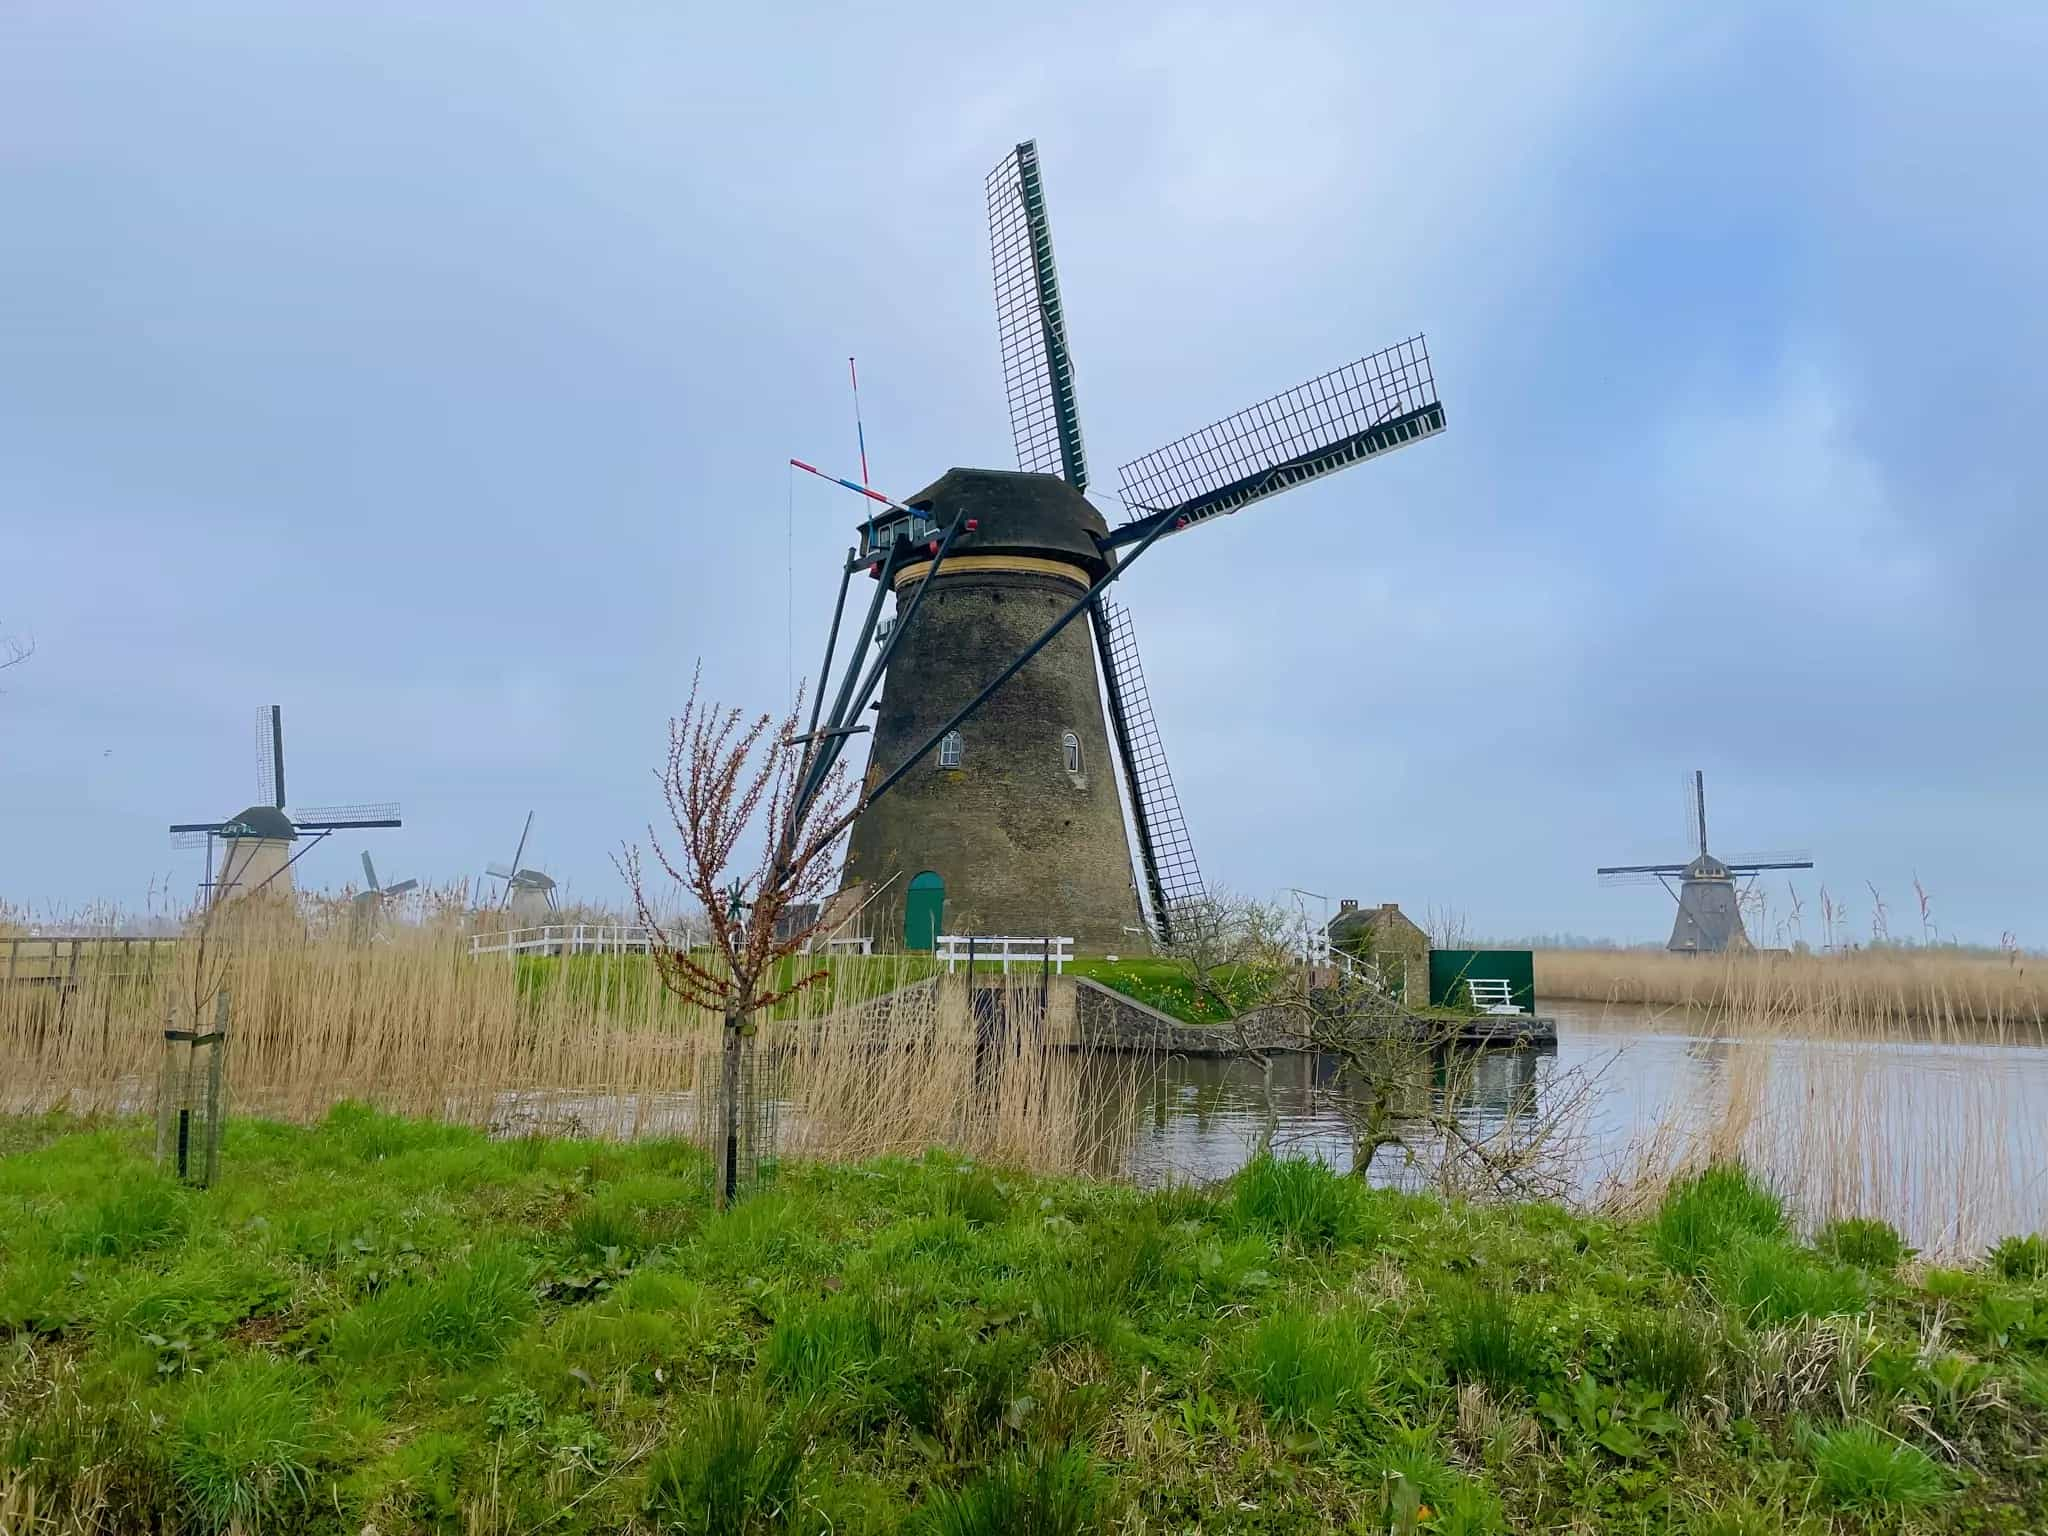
1716,1238,1869,1324
1652,1166,1783,1276
1231,1155,1370,1251
1989,1232,2048,1281
1816,1217,1909,1272
168,1357,319,1532
920,1444,1106,1536
1236,1308,1384,1426
642,1393,801,1534
1808,1421,1947,1513
1612,1311,1713,1402
1442,1289,1547,1396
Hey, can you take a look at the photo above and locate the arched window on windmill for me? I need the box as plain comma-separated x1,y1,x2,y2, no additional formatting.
1061,731,1082,775
939,730,963,769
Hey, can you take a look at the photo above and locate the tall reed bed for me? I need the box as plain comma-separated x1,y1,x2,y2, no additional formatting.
1537,945,2046,1029
0,924,1138,1178
1591,951,2048,1255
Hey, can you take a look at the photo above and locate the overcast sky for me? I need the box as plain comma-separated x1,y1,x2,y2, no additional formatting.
3,3,2043,946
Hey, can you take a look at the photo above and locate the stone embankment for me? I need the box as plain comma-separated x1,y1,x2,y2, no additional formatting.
1070,978,1557,1055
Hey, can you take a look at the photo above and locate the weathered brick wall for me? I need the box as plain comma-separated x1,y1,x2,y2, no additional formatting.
843,568,1143,952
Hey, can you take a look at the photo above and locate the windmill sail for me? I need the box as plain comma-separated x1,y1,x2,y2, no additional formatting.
1110,338,1443,545
292,802,401,829
988,140,1088,488
1092,598,1203,941
255,705,284,810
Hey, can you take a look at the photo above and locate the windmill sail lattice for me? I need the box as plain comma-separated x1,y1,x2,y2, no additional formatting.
1093,599,1203,935
988,142,1088,489
1114,340,1442,538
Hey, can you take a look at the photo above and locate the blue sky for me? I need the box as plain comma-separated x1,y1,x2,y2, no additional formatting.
3,3,2043,946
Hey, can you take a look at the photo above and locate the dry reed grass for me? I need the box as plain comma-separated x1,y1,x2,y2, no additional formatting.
0,916,1139,1179
1536,945,2046,1030
1586,949,2048,1256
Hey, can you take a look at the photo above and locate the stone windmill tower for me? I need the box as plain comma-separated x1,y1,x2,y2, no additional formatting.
799,141,1447,953
1598,770,1814,952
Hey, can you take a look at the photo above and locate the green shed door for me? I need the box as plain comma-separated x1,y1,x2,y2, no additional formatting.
904,871,945,951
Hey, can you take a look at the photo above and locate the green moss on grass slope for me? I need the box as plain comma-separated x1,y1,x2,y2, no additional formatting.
1,1120,2042,1533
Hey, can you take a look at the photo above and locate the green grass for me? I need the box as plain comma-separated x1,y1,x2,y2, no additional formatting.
1230,1151,1383,1250
1713,1236,1871,1324
1652,1164,1786,1275
1067,955,1276,1024
168,1356,321,1532
1234,1307,1386,1426
1807,1420,1949,1513
1815,1215,1911,1272
1,1117,2043,1532
1441,1286,1550,1396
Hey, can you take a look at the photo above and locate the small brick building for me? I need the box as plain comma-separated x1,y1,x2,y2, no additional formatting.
1325,900,1430,1002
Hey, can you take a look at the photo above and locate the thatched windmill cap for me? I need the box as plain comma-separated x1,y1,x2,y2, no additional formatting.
899,467,1113,581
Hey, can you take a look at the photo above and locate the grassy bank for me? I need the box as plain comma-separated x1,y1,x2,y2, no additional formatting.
3,1112,2043,1533
1068,956,1275,1025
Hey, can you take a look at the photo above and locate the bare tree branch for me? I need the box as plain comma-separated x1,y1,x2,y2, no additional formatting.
614,666,855,1206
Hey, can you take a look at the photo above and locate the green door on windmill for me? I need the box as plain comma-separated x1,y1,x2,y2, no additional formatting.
904,871,945,951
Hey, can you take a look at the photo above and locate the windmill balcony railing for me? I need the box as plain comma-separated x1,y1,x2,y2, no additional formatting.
468,924,655,959
934,934,1073,975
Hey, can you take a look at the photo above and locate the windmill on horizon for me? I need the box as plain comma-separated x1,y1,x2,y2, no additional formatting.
1597,770,1814,952
170,706,402,906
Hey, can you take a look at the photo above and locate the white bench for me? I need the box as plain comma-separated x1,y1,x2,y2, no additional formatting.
1465,978,1526,1015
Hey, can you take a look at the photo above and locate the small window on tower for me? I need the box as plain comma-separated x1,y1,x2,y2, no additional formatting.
1062,731,1081,775
939,730,963,768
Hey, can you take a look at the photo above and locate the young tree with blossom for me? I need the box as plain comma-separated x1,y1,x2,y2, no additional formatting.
618,669,855,1206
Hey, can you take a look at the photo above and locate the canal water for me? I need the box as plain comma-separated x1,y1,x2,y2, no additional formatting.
1104,1001,2048,1255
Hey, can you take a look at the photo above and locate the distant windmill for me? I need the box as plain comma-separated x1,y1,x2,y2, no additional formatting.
170,705,401,905
352,850,418,941
1598,770,1813,952
483,811,558,923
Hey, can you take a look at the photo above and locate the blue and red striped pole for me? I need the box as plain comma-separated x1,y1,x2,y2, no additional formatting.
788,457,901,509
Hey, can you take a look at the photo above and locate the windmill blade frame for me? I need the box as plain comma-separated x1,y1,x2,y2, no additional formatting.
1723,850,1814,869
1090,597,1203,942
1109,338,1443,545
382,878,419,898
502,811,535,910
361,850,380,893
988,140,1087,488
293,802,401,829
255,705,285,811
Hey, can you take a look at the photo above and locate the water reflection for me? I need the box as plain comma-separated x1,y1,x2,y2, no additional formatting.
1094,1001,2048,1253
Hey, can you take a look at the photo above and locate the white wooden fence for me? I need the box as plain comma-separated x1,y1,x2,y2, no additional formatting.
934,934,1072,975
468,924,655,958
